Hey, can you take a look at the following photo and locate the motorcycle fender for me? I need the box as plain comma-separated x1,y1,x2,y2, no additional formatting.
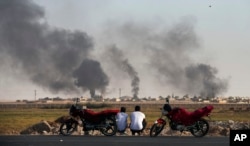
155,118,166,125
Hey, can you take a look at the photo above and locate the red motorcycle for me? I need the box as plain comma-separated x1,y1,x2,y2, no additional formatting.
150,99,214,137
60,99,119,136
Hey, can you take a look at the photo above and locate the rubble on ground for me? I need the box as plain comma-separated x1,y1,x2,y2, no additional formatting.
20,120,52,135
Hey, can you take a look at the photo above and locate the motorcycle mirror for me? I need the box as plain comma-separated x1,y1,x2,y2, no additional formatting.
75,98,80,105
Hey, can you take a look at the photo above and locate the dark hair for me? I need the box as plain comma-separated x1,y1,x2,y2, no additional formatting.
120,107,126,112
135,105,140,111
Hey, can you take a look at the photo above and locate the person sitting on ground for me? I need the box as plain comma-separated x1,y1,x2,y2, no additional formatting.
116,106,128,135
129,105,147,136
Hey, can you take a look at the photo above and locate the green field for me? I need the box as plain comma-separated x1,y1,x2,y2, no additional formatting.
0,103,249,135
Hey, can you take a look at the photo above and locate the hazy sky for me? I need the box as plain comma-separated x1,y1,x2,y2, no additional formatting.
1,0,250,101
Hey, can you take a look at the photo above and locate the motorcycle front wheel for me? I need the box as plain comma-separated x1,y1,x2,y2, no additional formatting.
100,116,117,136
150,123,165,137
190,118,209,137
59,118,78,136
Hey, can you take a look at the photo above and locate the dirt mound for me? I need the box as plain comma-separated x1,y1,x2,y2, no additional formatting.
20,120,52,135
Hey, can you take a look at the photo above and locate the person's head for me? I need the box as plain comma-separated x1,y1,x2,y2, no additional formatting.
135,105,140,111
120,107,126,112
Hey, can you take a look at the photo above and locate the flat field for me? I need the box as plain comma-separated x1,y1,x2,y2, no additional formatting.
0,102,249,134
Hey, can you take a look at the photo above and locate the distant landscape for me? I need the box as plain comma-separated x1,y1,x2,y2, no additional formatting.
4,93,250,104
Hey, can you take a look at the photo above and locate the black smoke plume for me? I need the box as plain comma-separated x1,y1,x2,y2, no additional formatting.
73,59,109,98
185,64,228,98
105,45,140,98
148,19,229,98
0,0,108,96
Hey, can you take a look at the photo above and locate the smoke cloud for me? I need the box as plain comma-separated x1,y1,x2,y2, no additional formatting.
0,0,108,96
107,18,229,98
104,45,140,98
73,59,109,98
147,19,229,98
185,64,228,98
0,1,229,99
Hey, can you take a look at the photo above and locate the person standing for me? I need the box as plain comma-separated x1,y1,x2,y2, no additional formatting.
116,107,128,135
130,105,147,136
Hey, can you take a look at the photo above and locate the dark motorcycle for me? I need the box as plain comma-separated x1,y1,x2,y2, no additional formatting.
59,98,119,136
150,100,214,137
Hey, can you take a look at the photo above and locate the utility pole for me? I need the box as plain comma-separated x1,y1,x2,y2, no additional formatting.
34,90,36,101
119,88,121,98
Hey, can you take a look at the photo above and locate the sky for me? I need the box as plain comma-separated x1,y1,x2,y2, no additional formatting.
0,0,250,101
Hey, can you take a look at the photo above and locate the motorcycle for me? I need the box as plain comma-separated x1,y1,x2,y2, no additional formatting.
59,98,119,136
150,100,214,137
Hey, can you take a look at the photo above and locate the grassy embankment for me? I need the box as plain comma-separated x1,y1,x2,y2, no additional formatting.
0,103,249,134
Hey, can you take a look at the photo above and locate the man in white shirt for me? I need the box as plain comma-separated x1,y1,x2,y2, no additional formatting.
116,107,128,134
130,105,147,136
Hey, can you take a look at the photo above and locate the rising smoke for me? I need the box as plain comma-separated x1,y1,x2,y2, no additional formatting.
0,0,108,96
185,64,228,98
73,59,109,98
104,45,140,98
0,0,229,99
107,18,229,98
148,19,228,98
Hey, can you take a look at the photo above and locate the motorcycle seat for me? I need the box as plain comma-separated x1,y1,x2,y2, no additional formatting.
190,105,214,119
83,109,119,118
168,105,214,125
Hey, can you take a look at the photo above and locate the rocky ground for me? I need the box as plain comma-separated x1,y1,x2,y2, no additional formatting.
18,116,250,136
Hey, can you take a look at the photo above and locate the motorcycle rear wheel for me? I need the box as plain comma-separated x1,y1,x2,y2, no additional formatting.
59,119,78,136
100,116,117,136
150,123,165,137
190,118,209,137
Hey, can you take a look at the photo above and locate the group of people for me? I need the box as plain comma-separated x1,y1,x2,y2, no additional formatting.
116,98,171,136
116,105,147,136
